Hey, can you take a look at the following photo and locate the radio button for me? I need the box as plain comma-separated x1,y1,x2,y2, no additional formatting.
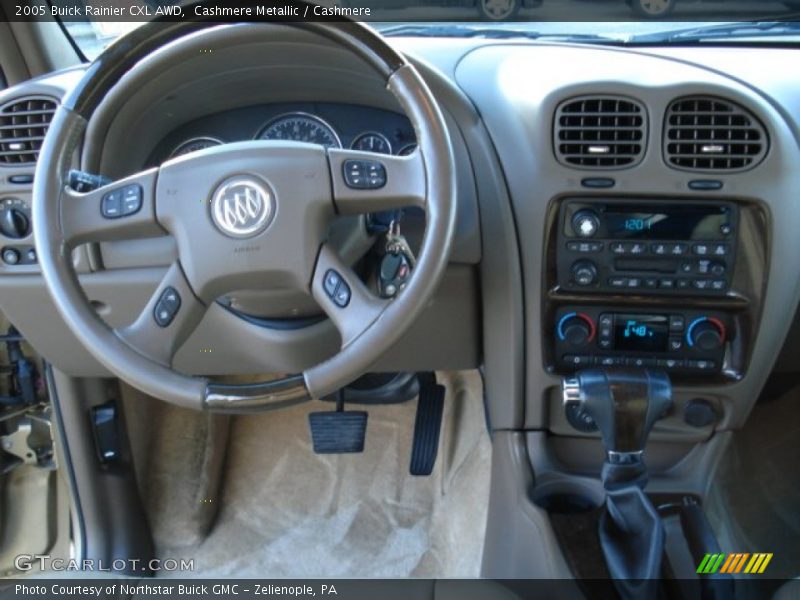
711,280,726,291
693,244,710,256
712,243,731,256
693,279,711,290
659,278,675,289
610,242,627,255
567,241,603,253
629,243,647,255
609,277,627,288
599,314,613,328
599,339,612,349
643,278,658,289
680,262,694,274
626,278,641,289
677,278,691,290
688,359,716,371
669,243,689,256
572,210,600,238
652,243,668,255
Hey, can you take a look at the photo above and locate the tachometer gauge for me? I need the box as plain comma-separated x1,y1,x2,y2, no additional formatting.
169,137,223,159
256,113,341,148
397,143,418,156
351,132,392,155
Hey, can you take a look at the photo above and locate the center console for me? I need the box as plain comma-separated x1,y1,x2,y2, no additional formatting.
545,196,764,387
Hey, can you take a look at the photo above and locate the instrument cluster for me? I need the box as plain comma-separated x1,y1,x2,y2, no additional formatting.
157,104,417,162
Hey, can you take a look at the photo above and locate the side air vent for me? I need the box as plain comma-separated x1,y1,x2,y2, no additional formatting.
0,96,58,166
664,96,767,172
554,96,647,169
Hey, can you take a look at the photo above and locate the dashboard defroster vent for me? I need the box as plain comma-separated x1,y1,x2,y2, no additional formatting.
554,96,647,169
664,96,767,172
0,96,58,166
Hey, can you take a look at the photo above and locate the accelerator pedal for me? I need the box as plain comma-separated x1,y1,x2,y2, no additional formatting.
409,372,445,476
308,392,367,454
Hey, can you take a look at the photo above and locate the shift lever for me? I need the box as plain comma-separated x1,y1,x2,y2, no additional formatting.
561,369,672,599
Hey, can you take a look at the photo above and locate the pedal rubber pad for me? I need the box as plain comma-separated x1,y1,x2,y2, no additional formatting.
409,373,445,476
308,410,368,454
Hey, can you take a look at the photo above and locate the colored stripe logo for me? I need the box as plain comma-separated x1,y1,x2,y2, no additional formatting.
697,553,773,574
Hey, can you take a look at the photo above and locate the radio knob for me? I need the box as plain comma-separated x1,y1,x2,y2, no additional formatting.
557,313,596,348
571,210,600,238
687,317,726,351
571,260,598,287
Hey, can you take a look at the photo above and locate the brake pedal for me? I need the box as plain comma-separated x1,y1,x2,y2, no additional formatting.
308,392,367,454
409,373,445,476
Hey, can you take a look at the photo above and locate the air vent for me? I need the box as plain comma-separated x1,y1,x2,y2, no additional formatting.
554,96,647,169
664,96,767,172
0,96,58,166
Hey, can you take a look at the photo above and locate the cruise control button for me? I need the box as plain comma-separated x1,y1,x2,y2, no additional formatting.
101,190,122,218
153,286,181,328
323,269,341,297
333,282,351,307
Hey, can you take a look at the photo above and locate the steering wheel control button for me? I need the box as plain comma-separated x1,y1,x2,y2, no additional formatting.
120,184,143,216
210,176,275,239
343,160,387,190
101,190,122,218
99,182,143,219
323,269,351,308
2,247,20,265
153,287,181,328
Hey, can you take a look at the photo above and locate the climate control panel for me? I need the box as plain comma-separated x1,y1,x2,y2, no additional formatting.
553,306,730,374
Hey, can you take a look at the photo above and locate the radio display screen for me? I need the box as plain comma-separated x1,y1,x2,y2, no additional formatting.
613,315,669,353
603,205,729,240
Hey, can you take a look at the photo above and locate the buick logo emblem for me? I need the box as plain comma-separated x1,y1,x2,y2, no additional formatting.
210,176,275,238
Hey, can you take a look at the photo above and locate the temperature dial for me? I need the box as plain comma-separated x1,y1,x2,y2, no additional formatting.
686,317,726,351
571,210,600,238
557,312,596,348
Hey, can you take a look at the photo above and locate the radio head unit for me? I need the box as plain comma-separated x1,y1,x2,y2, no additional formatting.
556,199,738,295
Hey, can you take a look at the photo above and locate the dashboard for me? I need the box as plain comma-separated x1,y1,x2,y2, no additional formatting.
1,27,800,470
148,102,417,165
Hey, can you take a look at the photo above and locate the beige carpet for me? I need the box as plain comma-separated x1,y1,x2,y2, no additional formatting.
123,371,492,577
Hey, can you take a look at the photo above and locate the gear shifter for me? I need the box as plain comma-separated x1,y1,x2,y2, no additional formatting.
562,369,672,598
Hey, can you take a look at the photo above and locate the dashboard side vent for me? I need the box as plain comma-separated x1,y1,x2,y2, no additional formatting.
0,96,58,166
554,96,647,169
664,96,767,172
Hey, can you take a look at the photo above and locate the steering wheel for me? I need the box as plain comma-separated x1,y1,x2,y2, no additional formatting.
33,19,456,413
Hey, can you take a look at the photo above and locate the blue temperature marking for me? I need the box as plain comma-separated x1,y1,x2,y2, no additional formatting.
686,317,708,348
557,312,577,341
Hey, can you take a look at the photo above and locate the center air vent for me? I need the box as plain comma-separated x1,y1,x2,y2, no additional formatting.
0,96,58,166
664,96,767,172
554,96,647,169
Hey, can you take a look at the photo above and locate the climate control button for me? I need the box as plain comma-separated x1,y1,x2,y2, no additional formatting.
686,317,726,351
557,312,596,348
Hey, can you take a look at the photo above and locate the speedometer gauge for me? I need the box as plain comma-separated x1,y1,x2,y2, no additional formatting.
351,132,392,155
256,113,341,148
169,137,223,159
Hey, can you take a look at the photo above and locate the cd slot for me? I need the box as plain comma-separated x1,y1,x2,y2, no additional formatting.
615,258,678,274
